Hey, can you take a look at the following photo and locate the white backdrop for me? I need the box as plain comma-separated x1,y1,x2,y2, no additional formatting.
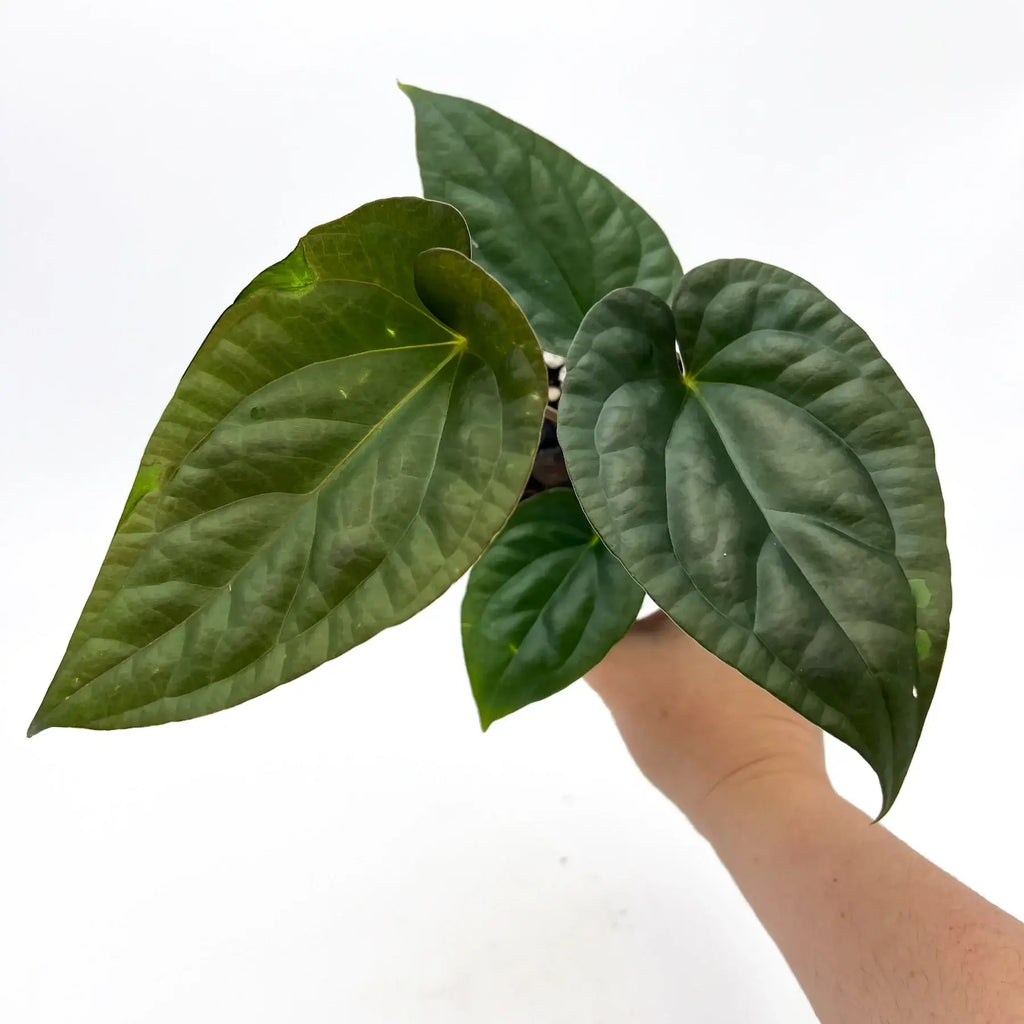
2,2,1022,1021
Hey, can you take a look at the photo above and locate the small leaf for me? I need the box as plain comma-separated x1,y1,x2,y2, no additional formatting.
401,83,682,356
461,489,644,728
558,263,951,814
29,197,546,735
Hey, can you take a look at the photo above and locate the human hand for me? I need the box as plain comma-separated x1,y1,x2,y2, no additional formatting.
586,612,830,834
589,614,1024,1023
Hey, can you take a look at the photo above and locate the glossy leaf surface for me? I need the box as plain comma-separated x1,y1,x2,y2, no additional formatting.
461,488,644,728
558,262,950,814
402,84,682,356
30,197,546,734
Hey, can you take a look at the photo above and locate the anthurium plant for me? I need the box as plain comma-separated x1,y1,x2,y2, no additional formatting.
29,85,951,816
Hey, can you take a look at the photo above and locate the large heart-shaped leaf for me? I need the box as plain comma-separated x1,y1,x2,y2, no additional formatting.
29,197,546,735
401,84,682,356
461,488,644,728
558,262,950,814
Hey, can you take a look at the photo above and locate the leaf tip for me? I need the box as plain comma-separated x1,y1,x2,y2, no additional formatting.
870,769,903,823
476,698,511,733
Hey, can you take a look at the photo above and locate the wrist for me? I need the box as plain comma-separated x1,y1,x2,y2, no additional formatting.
686,762,838,842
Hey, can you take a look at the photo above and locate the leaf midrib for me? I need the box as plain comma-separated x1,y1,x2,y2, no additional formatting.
430,103,593,328
42,342,464,724
487,537,598,693
685,385,909,769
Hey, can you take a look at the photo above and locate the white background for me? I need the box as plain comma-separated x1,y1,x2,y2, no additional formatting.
2,1,1022,1021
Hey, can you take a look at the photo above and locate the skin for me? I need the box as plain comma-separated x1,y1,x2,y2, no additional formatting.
586,612,1024,1024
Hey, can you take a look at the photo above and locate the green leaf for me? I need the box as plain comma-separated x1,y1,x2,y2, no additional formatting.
29,197,546,735
401,83,682,356
461,488,644,728
558,262,950,815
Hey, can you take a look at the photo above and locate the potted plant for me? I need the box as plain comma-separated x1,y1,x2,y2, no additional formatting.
28,86,951,818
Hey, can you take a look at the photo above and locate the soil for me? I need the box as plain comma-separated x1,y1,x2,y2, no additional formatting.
520,356,571,501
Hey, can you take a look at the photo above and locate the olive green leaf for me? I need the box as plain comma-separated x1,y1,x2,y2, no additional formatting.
558,262,950,815
29,197,546,735
401,83,682,356
461,488,644,729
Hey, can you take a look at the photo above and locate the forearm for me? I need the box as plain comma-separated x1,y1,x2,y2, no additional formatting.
696,775,1024,1024
587,619,1024,1020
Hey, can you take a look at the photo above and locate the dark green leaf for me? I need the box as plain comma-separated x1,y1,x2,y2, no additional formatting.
401,83,682,356
461,488,644,728
30,197,546,735
558,263,950,814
